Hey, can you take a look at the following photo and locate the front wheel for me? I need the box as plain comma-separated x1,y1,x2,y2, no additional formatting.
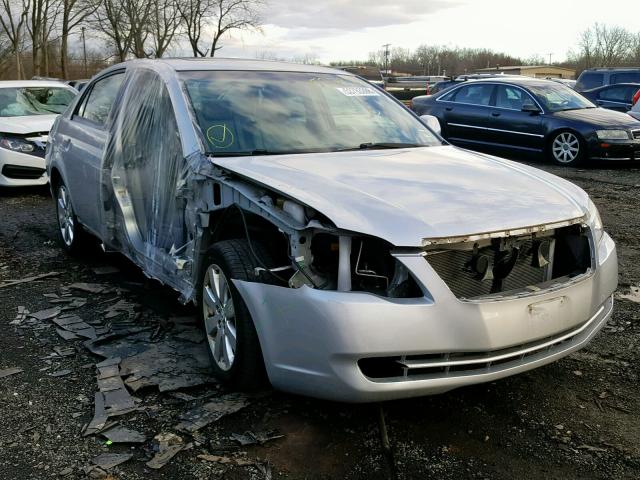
198,239,277,389
548,131,585,166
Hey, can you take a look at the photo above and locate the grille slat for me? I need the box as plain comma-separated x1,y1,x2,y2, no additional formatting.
426,239,545,299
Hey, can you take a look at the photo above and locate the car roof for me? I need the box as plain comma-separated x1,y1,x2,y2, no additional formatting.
450,77,560,88
0,80,74,89
110,57,352,76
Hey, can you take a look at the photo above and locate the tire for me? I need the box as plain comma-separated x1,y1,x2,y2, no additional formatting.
197,239,278,390
54,180,89,253
547,130,585,166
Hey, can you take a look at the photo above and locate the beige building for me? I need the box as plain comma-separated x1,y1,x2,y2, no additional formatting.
475,65,576,79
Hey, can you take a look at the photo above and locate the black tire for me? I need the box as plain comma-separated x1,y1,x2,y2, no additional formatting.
53,180,89,253
197,239,278,390
547,130,585,167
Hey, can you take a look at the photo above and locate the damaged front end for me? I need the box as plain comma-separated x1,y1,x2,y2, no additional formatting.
422,219,594,301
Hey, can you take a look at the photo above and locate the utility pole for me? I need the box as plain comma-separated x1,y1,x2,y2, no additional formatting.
547,52,553,65
382,43,391,75
82,27,88,78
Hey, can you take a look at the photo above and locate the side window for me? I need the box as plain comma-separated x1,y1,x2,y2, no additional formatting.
494,85,532,110
439,88,458,102
610,72,640,84
452,84,494,106
77,73,124,126
599,86,629,102
577,72,603,91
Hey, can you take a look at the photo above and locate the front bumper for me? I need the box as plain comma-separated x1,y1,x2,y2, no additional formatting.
0,148,48,187
586,136,640,161
234,233,618,402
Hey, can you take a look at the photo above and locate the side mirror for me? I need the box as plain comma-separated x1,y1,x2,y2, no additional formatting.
522,102,541,114
420,114,442,135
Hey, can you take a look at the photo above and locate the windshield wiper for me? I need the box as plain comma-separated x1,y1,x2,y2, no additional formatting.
335,142,424,152
359,142,423,149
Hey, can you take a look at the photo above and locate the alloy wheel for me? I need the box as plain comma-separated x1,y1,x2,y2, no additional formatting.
56,185,75,247
202,264,237,371
552,132,580,164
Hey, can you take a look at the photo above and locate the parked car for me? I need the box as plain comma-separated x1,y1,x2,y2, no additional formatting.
580,83,640,112
67,79,90,92
0,80,77,187
430,74,519,95
575,67,640,92
411,77,640,166
47,59,617,402
547,78,577,89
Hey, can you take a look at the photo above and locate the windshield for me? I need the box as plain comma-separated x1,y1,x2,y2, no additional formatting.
180,71,441,156
0,87,76,117
527,83,595,112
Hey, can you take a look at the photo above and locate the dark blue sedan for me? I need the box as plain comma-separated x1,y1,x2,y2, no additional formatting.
580,83,640,113
411,77,640,166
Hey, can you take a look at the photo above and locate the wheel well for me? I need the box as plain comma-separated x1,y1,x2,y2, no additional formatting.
49,167,62,190
546,128,584,149
205,207,289,264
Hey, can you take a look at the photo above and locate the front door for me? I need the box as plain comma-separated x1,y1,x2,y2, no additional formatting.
485,85,545,151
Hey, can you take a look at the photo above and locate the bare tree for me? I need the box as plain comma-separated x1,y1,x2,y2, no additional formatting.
149,0,181,58
91,0,131,61
208,0,261,57
0,0,30,78
122,0,151,58
60,0,97,78
176,0,212,57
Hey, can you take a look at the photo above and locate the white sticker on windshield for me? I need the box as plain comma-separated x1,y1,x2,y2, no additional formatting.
336,87,380,97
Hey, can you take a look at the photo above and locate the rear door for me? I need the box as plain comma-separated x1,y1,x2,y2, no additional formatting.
57,71,125,233
437,83,494,144
594,85,637,112
485,84,545,151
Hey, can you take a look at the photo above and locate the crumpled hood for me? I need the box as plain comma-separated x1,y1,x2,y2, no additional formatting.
553,107,640,129
214,146,589,247
0,114,58,135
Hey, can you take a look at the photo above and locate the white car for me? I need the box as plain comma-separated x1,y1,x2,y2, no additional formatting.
0,81,76,187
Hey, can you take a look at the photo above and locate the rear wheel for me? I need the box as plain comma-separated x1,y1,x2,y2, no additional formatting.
54,181,88,253
198,239,278,389
548,131,584,166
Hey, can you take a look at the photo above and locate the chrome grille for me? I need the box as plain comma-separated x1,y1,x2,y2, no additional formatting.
425,239,545,299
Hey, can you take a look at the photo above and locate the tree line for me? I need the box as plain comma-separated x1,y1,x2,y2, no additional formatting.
0,0,262,79
332,24,640,78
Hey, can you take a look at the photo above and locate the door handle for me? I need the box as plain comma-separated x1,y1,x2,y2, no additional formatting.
445,107,453,111
491,112,501,117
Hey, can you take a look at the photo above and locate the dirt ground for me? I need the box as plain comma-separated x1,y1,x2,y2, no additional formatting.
1,157,639,480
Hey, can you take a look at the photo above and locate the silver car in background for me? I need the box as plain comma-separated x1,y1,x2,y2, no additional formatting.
46,59,617,402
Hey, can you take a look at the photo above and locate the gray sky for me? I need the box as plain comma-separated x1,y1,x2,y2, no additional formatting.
210,0,640,63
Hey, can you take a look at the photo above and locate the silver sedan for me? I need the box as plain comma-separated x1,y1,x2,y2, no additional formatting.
46,59,617,402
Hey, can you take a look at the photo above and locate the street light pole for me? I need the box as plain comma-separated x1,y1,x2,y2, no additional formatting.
82,27,88,78
382,43,391,76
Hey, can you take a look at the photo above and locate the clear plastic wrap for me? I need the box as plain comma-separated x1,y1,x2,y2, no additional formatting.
98,66,207,299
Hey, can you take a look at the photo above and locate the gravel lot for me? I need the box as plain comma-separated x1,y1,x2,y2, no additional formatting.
1,157,639,480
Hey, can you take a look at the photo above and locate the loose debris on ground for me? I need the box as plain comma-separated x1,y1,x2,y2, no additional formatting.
1,163,639,479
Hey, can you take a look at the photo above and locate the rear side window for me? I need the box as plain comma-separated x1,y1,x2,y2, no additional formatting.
576,72,603,91
449,84,494,106
610,72,640,84
76,73,124,126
